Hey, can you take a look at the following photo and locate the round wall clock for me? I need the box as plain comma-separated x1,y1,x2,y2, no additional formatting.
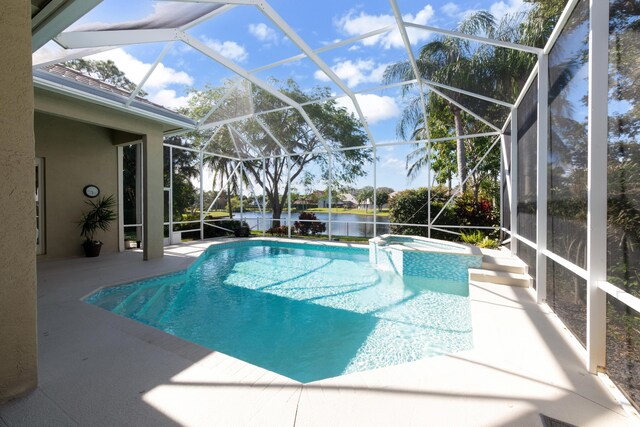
83,185,100,198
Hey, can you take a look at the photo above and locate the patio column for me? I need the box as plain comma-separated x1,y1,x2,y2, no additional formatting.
0,0,38,402
143,131,164,260
586,0,608,373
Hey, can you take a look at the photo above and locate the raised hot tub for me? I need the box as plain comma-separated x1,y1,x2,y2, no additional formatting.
369,234,482,281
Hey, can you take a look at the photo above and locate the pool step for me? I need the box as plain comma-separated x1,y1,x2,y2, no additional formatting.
468,268,532,288
469,253,532,288
481,255,528,274
135,281,186,325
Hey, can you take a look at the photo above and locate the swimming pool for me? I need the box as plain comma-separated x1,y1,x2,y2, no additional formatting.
86,240,473,383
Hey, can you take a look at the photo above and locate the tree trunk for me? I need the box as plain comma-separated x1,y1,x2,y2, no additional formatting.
272,204,283,226
452,106,467,193
269,180,283,227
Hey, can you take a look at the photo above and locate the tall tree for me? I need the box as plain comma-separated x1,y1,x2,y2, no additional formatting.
384,12,501,191
357,186,374,213
183,79,371,223
385,8,549,194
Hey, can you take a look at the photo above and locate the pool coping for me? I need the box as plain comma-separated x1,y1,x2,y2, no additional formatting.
370,234,483,257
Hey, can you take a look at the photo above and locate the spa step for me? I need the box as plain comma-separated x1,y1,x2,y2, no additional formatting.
481,255,528,274
468,268,532,288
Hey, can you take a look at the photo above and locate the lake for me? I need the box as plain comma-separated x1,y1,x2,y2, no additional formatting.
229,211,390,237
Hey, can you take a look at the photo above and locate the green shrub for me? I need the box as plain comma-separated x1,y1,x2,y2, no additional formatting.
460,229,499,249
460,229,484,245
389,186,498,241
293,212,326,235
267,225,290,236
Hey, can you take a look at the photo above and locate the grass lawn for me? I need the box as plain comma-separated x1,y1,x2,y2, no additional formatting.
305,207,390,217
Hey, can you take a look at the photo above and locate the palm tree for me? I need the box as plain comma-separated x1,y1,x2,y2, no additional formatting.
204,128,246,219
384,11,540,192
384,12,495,191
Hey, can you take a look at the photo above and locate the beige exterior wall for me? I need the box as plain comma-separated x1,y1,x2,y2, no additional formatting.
34,89,168,260
35,112,120,258
0,0,37,403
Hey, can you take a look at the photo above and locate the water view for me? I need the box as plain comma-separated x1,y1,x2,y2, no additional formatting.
229,212,391,237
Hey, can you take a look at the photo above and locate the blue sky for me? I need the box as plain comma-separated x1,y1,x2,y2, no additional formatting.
35,0,530,192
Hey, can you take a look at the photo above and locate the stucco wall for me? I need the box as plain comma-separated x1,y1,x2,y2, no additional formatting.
0,0,37,403
35,112,120,258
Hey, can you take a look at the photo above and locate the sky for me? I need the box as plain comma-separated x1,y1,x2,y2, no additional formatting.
34,0,531,192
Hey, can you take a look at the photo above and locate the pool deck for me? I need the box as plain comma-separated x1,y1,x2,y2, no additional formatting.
1,238,638,427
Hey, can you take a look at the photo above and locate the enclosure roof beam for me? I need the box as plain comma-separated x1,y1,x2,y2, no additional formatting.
230,131,500,162
55,28,179,49
32,46,116,69
256,0,377,147
180,31,332,152
55,27,334,153
422,80,514,108
298,80,417,107
179,4,236,30
226,124,249,159
403,22,542,54
197,79,245,128
163,142,240,161
428,86,501,132
249,25,395,74
203,161,243,216
254,115,290,156
127,42,174,106
198,125,226,157
542,0,580,55
198,80,419,132
228,124,266,158
511,62,539,112
32,0,103,52
431,136,501,225
390,0,431,142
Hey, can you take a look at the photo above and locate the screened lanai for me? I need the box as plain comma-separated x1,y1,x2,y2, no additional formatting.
33,0,536,241
24,0,640,417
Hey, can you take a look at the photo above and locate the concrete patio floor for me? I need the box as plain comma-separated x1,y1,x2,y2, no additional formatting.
1,238,638,426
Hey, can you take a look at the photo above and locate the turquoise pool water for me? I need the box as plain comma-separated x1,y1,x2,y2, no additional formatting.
86,241,473,382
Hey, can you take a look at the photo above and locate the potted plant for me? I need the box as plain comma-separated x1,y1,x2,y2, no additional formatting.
78,195,116,257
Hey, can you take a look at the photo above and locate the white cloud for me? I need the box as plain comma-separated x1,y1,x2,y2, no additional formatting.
441,2,460,17
336,94,400,124
336,5,434,49
149,89,192,109
87,48,194,109
313,59,389,88
490,0,530,20
383,157,405,170
248,23,278,43
88,49,193,89
201,36,248,62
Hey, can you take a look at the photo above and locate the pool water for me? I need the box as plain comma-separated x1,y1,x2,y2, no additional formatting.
86,241,473,382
